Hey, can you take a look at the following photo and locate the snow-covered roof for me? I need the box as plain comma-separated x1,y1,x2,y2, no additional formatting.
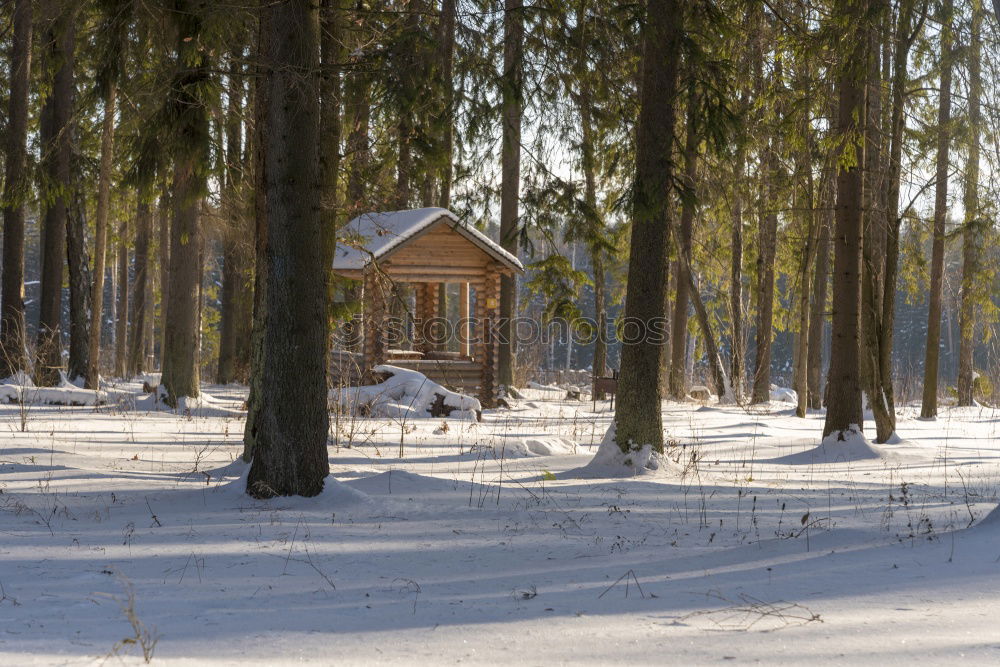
333,208,523,273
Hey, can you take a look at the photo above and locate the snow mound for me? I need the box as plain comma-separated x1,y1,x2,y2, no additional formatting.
507,436,578,457
346,470,465,497
129,386,244,417
769,425,881,464
770,385,798,404
576,423,666,477
333,365,480,420
0,375,106,406
216,460,371,508
979,504,1000,527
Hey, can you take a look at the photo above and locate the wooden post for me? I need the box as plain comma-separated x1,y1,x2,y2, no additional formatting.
459,281,470,358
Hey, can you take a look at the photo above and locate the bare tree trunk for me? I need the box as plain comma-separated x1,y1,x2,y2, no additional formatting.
729,147,745,403
920,0,953,420
245,0,330,498
957,1,982,406
669,91,698,400
66,163,91,383
36,5,77,386
0,0,33,379
114,218,129,378
438,0,457,208
497,0,523,397
824,0,868,439
161,1,209,404
344,4,371,215
752,155,778,404
87,83,116,387
128,202,151,376
808,167,832,410
613,0,682,453
859,0,895,442
878,0,922,424
793,162,816,419
158,192,170,370
217,53,253,384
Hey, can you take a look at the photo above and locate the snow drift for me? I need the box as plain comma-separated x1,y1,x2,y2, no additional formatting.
332,365,481,420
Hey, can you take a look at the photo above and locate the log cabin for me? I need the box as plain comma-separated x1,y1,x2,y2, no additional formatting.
331,208,524,407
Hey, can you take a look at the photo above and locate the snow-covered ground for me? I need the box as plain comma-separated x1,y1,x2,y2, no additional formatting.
1,384,999,664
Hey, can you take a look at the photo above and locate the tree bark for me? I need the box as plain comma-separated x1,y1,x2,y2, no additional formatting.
36,4,77,386
497,0,523,397
920,0,952,420
793,158,816,419
859,0,895,441
808,165,833,410
115,218,129,378
730,147,745,402
161,0,209,404
438,0,457,208
217,53,253,384
957,0,982,406
824,0,868,439
752,155,778,404
128,202,151,376
66,161,91,383
0,0,33,379
245,0,330,498
613,0,682,453
158,192,170,370
669,90,698,400
87,83,117,387
344,4,371,215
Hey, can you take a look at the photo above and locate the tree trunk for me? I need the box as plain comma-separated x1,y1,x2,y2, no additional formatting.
823,0,868,439
957,0,982,406
438,0,457,207
730,147,745,403
752,155,778,404
161,1,209,404
245,0,330,498
808,165,832,410
66,163,91,383
669,91,698,400
859,0,895,442
574,1,607,391
793,161,816,419
128,202,151,376
36,5,76,386
613,0,682,454
217,53,253,384
497,0,523,397
158,192,170,370
87,83,117,388
920,0,952,420
0,0,33,379
344,3,371,215
115,218,129,378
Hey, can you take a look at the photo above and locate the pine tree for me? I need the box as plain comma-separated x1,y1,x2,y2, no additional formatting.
0,0,33,380
613,0,682,454
920,0,953,421
823,0,869,439
36,3,79,387
497,0,523,398
245,0,331,498
161,0,211,404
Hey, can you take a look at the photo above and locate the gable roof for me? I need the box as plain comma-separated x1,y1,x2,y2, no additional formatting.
333,207,523,273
